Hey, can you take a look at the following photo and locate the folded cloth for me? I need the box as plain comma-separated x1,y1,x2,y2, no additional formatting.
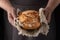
14,8,50,37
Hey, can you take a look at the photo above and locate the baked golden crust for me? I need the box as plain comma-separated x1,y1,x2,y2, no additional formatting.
18,10,41,30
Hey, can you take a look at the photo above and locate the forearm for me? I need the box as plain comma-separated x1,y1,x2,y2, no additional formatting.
0,0,14,12
45,0,59,13
58,0,60,3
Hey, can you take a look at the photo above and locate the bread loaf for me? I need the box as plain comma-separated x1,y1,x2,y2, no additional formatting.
18,10,41,30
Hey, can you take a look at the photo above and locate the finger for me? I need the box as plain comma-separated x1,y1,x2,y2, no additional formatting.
12,10,17,18
43,9,48,17
47,13,51,23
7,13,15,27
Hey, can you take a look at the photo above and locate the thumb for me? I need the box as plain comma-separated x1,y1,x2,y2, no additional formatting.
12,12,17,18
11,8,17,19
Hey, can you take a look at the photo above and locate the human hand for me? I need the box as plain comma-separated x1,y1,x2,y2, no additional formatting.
7,8,17,27
43,8,52,24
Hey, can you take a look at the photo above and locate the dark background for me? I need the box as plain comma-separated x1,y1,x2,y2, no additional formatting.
0,8,5,40
0,4,60,40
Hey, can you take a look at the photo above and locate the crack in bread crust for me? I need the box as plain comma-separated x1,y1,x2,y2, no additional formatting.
17,10,41,30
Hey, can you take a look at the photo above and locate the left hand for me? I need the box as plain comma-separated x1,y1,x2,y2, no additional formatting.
7,8,17,27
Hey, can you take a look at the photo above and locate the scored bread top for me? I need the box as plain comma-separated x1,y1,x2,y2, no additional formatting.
17,10,41,30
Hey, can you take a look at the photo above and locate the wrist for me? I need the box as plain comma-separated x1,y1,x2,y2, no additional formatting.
45,7,53,14
6,7,15,13
7,7,14,11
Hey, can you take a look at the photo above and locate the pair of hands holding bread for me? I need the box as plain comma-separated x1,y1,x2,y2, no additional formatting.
0,0,59,27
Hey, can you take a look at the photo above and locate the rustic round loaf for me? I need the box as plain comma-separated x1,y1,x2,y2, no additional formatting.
17,10,41,30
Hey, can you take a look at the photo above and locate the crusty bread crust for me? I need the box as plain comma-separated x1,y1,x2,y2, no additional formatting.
18,10,41,30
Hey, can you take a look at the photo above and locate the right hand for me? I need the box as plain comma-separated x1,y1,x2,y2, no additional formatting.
41,8,52,24
7,8,17,27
